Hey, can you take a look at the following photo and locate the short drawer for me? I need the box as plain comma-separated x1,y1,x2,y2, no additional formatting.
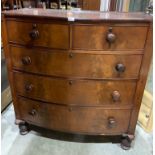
14,72,136,106
18,97,131,135
138,103,151,127
72,25,148,50
11,46,142,79
7,20,69,49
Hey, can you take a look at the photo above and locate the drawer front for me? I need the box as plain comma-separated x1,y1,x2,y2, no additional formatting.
7,21,69,49
14,72,136,106
138,103,151,127
11,46,142,79
72,25,148,50
18,97,131,135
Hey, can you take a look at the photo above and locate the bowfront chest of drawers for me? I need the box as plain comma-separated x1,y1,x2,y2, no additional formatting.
2,9,152,149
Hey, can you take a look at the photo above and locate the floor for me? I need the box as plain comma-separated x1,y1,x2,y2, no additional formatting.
1,104,153,155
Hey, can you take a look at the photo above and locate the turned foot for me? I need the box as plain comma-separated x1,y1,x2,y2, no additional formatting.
19,122,29,135
121,135,134,150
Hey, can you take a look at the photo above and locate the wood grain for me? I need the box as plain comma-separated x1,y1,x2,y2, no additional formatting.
7,20,69,49
72,25,148,50
2,15,21,118
14,71,136,106
128,24,153,134
11,46,142,79
18,96,131,135
2,9,153,22
138,91,153,132
2,9,153,139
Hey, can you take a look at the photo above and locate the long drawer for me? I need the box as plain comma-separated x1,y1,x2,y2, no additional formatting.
18,97,131,135
14,72,136,106
72,25,148,50
11,46,142,79
7,21,69,49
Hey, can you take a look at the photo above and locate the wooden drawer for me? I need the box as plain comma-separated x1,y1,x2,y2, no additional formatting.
72,25,148,50
11,46,142,79
14,72,136,106
7,20,69,49
18,97,131,135
138,90,153,132
138,103,151,127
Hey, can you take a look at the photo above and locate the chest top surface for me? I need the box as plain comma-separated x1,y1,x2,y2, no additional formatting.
3,8,152,22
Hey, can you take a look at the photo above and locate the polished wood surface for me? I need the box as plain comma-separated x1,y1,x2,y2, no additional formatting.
14,71,136,106
18,97,131,135
2,14,21,118
2,9,153,22
7,20,69,49
72,25,148,50
128,24,153,134
11,46,142,79
2,9,152,144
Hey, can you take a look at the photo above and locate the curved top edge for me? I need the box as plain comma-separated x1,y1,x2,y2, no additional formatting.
2,8,153,22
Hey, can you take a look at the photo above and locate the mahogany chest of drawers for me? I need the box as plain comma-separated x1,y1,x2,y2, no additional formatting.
2,9,152,150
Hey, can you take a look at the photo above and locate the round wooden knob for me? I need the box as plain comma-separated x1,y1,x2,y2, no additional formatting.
108,117,116,128
68,106,73,112
106,33,116,43
69,80,73,85
69,53,73,58
106,27,116,43
29,29,39,40
32,24,37,28
25,84,33,92
21,57,31,65
112,91,120,102
115,63,126,73
29,109,36,116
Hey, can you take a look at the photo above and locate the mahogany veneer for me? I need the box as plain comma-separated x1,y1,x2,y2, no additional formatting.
11,46,142,79
2,9,152,149
7,20,69,49
14,71,136,106
18,97,131,135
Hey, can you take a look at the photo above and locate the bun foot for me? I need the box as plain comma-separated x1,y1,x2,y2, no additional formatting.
19,122,29,135
121,137,131,150
121,134,134,150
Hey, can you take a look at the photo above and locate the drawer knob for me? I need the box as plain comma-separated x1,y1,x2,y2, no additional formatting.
69,80,73,85
29,109,36,116
32,24,37,28
29,29,39,40
69,53,73,58
68,106,73,112
145,114,150,118
21,57,31,65
112,91,120,102
106,27,116,44
115,63,126,73
108,117,116,128
25,84,33,92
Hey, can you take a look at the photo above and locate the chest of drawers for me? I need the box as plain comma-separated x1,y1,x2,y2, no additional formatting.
2,9,152,150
